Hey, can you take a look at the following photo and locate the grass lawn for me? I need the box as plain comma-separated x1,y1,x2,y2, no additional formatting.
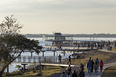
3,66,62,77
63,50,113,65
111,47,116,51
101,65,116,77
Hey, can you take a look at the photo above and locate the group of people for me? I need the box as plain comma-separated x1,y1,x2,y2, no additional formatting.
60,57,104,77
87,57,104,74
60,64,85,77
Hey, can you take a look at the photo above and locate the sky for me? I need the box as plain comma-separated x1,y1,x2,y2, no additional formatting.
0,0,116,34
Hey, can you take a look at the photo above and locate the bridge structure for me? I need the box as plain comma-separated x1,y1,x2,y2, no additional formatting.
12,44,97,74
13,55,79,74
13,46,97,67
12,46,97,75
37,46,98,57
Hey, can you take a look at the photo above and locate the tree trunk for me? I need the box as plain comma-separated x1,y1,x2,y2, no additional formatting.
0,52,22,77
0,71,3,77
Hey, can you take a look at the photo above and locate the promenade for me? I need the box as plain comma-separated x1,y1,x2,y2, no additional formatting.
47,49,116,77
85,62,116,77
85,49,116,77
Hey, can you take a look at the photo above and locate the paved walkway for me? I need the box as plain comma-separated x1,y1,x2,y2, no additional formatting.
85,48,116,77
85,62,116,77
99,49,116,53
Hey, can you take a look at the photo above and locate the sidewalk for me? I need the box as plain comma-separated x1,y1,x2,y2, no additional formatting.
99,49,116,53
85,62,116,77
85,49,116,77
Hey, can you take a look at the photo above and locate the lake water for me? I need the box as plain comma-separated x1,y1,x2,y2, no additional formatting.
6,37,116,72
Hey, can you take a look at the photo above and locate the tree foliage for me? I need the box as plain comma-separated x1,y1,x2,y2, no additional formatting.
0,15,42,77
0,15,22,34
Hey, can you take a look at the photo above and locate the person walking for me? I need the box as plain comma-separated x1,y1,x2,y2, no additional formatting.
67,72,71,77
87,60,92,74
91,59,94,73
89,57,91,61
94,62,99,74
72,70,77,77
60,72,66,77
95,58,99,66
58,54,62,63
99,60,104,72
66,65,71,75
67,55,71,64
77,68,85,77
80,63,84,71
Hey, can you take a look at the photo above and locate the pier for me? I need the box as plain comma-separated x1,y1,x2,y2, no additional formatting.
13,56,79,70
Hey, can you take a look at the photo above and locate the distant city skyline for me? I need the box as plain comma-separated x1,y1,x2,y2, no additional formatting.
0,0,116,34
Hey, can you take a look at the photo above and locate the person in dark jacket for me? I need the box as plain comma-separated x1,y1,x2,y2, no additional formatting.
67,55,71,64
77,68,85,77
80,63,84,71
87,60,92,74
91,59,94,73
60,72,66,77
66,65,71,74
72,70,77,77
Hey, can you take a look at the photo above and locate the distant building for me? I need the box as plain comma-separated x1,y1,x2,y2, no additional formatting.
43,33,73,46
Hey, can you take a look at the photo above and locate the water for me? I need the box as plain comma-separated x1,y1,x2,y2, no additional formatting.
6,37,116,73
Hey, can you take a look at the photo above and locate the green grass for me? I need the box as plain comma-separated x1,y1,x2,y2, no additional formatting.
3,66,62,77
101,65,116,77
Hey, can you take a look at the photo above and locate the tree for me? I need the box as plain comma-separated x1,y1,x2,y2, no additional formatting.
0,15,42,77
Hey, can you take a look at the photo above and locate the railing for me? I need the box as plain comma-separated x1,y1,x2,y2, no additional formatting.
13,56,67,64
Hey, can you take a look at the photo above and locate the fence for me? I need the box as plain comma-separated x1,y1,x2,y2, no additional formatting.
14,56,67,64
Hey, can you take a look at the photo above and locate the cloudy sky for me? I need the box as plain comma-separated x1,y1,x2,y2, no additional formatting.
0,0,116,34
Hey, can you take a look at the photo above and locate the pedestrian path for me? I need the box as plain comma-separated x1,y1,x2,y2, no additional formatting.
99,49,116,53
85,62,116,77
47,49,116,77
85,48,116,77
